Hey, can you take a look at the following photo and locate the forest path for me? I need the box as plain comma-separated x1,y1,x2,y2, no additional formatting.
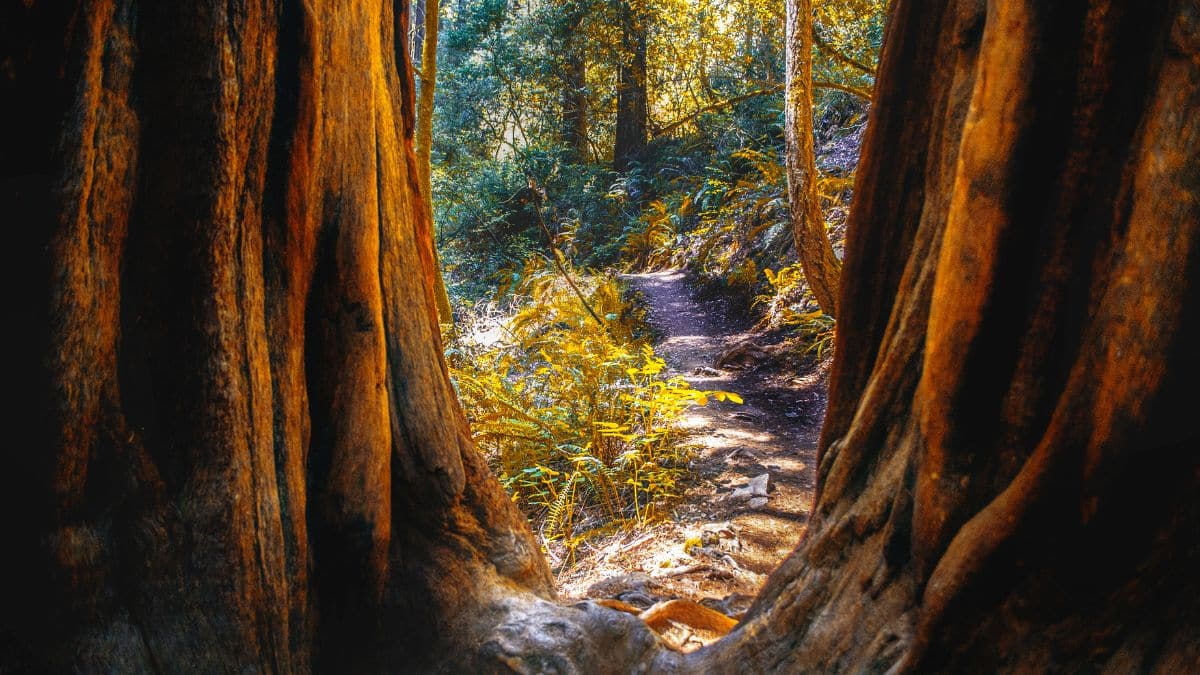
556,269,824,646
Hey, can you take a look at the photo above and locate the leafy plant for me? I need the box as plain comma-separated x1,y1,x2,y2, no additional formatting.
446,257,739,550
757,264,836,357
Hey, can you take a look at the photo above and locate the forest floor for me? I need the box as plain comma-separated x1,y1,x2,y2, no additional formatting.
554,269,828,650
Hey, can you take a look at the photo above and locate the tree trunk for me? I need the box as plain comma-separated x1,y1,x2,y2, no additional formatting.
613,0,648,171
0,1,603,671
559,9,589,163
784,0,843,316
698,0,1200,670
4,0,1199,672
414,0,455,325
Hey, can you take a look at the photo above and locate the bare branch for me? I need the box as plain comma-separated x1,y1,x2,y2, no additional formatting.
654,85,784,137
812,28,876,77
653,78,871,139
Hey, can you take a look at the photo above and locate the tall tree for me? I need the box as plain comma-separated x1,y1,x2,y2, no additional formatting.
415,0,455,324
3,0,1198,671
558,3,590,162
784,0,843,315
613,0,649,170
700,0,1200,669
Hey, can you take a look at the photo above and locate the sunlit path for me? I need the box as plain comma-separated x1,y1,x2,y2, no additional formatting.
555,268,824,651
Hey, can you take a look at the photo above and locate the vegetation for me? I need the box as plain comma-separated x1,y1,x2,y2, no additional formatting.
421,0,885,541
12,0,1197,671
447,258,739,555
428,0,883,298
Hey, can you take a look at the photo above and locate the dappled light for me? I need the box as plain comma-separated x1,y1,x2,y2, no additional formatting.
428,0,868,616
5,0,1197,671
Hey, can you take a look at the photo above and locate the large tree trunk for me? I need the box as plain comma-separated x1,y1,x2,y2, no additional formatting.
0,1,644,671
697,0,1200,670
784,0,843,316
613,0,648,171
3,0,1198,672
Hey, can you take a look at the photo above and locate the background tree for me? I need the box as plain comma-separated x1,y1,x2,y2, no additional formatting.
4,0,1196,672
785,0,844,315
415,0,456,323
613,0,650,169
558,0,591,161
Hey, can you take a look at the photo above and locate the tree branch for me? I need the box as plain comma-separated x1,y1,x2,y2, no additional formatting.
813,29,876,77
653,78,871,139
526,177,608,329
654,85,784,137
813,79,873,102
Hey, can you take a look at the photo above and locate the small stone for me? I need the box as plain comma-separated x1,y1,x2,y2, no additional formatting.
728,473,770,500
747,497,769,509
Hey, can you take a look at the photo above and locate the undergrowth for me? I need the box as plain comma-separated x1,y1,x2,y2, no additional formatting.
618,139,853,352
445,257,740,562
436,93,866,557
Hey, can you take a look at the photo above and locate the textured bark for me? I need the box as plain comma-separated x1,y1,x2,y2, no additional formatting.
0,1,662,671
695,0,1200,670
4,0,1199,672
784,0,843,316
613,0,648,171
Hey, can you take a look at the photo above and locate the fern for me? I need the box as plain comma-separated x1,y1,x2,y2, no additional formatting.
544,471,578,539
446,256,738,553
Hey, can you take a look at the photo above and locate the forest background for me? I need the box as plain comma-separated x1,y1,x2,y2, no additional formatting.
418,0,885,559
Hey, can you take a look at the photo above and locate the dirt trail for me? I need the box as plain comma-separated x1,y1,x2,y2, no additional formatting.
555,269,824,645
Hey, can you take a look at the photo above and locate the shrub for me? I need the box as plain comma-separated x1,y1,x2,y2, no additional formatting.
446,257,739,555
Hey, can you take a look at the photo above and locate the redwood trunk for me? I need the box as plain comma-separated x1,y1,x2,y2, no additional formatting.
699,0,1200,670
1,1,561,670
784,0,843,316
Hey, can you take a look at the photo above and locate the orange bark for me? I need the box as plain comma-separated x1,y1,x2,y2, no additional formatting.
3,0,1198,672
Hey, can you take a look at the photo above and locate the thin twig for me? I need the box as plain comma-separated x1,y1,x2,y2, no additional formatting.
654,85,784,137
526,177,608,329
812,79,873,102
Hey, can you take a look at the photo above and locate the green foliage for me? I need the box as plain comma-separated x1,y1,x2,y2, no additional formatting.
619,196,686,270
758,265,836,358
430,0,882,313
434,152,623,300
426,0,886,545
446,257,739,548
610,123,863,323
